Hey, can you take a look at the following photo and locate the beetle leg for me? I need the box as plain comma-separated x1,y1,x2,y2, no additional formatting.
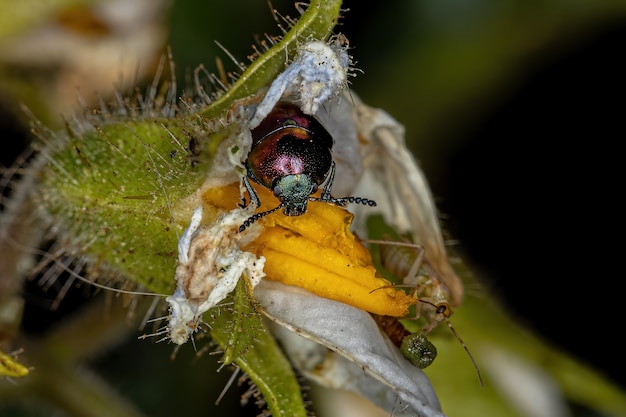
320,161,336,201
313,161,376,208
243,175,261,209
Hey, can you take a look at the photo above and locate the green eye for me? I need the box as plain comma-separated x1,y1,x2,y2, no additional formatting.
400,332,437,369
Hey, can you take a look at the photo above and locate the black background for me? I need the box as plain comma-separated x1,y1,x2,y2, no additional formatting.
339,0,626,390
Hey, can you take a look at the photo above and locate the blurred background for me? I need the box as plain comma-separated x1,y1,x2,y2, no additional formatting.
1,0,625,416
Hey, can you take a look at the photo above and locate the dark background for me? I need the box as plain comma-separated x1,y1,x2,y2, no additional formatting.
442,21,626,390
339,1,626,390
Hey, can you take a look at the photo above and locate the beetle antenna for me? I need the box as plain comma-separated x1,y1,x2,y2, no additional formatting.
313,162,377,208
239,204,283,232
310,195,377,207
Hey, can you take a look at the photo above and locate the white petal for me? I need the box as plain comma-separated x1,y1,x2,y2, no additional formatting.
349,93,464,307
255,280,446,417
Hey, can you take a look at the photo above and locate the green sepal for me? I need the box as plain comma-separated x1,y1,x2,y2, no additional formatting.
200,0,344,121
35,119,213,294
210,280,307,417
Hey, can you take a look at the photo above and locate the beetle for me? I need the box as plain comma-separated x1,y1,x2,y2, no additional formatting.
239,102,376,232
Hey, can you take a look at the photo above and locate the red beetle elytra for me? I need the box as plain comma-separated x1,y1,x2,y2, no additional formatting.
240,102,375,232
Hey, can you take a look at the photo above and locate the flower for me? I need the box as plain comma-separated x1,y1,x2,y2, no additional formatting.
202,183,416,317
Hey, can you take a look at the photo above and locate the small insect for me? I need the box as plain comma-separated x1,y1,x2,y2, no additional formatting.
239,102,376,232
351,93,465,308
371,313,437,369
377,239,453,332
367,238,483,385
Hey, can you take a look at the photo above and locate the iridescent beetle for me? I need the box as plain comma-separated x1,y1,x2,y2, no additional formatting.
239,102,376,232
